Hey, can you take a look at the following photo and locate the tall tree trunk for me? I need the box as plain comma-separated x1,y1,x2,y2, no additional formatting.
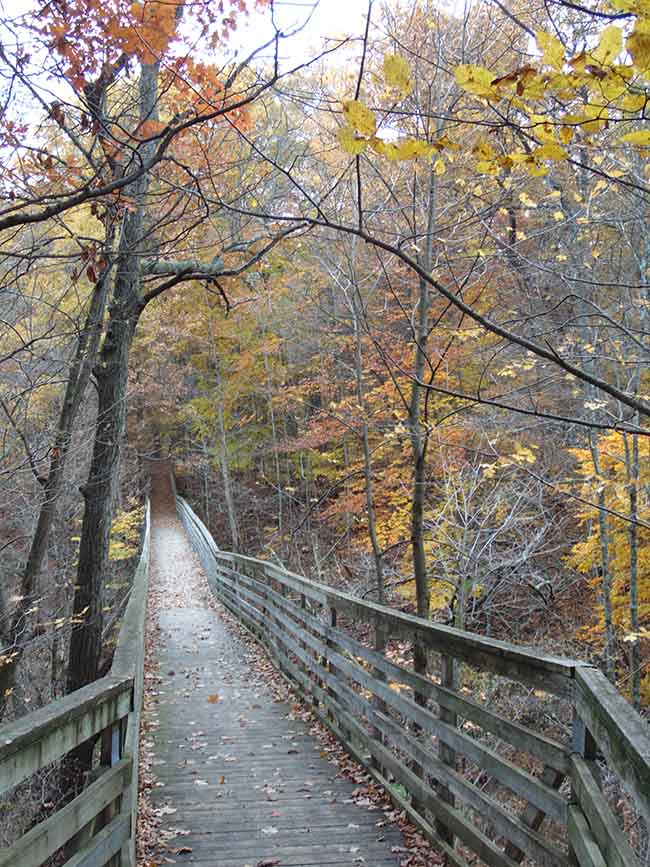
263,350,283,541
216,386,240,550
625,206,647,708
626,426,641,709
66,60,160,713
0,259,113,716
206,314,240,551
409,165,437,672
588,432,617,683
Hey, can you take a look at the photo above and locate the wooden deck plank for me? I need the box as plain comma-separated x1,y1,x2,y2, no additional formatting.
146,511,404,867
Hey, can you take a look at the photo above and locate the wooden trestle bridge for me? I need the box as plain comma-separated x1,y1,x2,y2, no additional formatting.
1,470,649,867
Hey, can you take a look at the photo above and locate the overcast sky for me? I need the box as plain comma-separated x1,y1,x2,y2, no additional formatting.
231,0,369,67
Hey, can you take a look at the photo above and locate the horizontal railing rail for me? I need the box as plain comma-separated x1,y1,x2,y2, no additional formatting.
0,499,150,867
177,494,650,867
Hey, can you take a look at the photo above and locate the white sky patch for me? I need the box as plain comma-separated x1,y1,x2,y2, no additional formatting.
230,0,368,67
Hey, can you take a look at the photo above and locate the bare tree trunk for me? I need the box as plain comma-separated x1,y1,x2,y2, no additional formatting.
263,350,283,540
409,165,437,673
66,60,160,728
627,427,641,709
0,259,113,716
202,439,210,527
588,432,617,683
216,386,240,550
205,314,240,551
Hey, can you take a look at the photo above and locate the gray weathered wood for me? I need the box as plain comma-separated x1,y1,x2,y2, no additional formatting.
570,756,639,867
62,814,130,867
178,495,650,867
208,544,578,694
264,600,568,824
110,499,150,867
0,500,149,867
0,757,131,867
504,765,565,863
575,666,650,827
567,806,608,867
373,710,566,867
0,677,132,795
148,595,403,867
243,610,569,867
228,566,571,772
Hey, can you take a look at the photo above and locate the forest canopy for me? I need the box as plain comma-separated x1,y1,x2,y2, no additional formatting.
1,0,649,761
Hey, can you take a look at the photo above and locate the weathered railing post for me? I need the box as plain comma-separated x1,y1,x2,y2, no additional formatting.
101,715,127,867
435,654,457,849
568,709,599,867
299,593,318,708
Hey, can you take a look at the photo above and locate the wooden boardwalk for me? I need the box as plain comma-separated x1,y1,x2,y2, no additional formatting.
146,495,404,867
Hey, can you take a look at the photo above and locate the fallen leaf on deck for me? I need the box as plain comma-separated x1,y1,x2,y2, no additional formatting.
207,694,220,703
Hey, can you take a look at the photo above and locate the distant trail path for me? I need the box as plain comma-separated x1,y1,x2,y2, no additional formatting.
143,469,404,867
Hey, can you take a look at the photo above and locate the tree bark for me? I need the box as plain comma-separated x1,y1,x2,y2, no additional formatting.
588,432,617,683
66,60,160,713
0,262,113,717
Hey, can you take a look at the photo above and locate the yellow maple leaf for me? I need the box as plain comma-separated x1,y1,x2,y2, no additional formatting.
473,137,496,160
627,19,650,71
527,162,549,177
337,125,367,155
393,138,434,160
435,134,461,152
536,31,565,69
618,129,650,146
610,0,650,11
533,143,568,161
342,100,377,136
453,64,496,98
383,54,413,97
621,93,647,112
592,25,623,67
476,160,499,175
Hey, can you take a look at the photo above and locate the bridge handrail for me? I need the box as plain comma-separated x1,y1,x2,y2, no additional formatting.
177,494,649,867
0,499,150,867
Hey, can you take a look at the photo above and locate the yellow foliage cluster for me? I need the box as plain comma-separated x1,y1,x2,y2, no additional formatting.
567,432,650,699
110,502,145,560
337,14,650,173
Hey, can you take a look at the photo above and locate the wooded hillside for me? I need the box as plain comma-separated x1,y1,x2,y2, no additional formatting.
1,0,649,837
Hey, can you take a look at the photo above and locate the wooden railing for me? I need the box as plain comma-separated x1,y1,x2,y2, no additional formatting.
0,501,151,867
177,495,649,867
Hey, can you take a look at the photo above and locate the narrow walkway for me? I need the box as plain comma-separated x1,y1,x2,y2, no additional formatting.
145,474,404,867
